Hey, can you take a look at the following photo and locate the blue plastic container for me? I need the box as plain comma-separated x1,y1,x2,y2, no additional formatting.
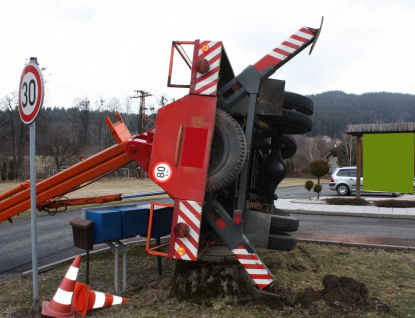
86,209,122,243
145,206,174,238
117,206,150,238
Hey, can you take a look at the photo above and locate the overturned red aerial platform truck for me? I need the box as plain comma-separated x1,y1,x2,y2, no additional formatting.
0,19,323,292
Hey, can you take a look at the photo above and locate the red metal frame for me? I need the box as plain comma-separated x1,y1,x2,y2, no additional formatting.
167,41,194,88
145,202,174,257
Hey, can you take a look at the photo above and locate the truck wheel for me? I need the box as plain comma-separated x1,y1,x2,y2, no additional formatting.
260,110,313,135
281,134,297,159
272,207,291,216
267,233,297,251
207,109,247,192
283,91,314,116
270,215,299,233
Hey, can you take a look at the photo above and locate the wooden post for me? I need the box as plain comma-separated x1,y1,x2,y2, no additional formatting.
356,135,363,199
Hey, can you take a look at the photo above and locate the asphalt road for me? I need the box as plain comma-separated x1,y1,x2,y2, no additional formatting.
294,213,415,247
0,199,172,282
0,185,413,282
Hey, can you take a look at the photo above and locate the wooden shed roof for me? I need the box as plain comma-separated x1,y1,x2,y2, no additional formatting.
346,122,415,136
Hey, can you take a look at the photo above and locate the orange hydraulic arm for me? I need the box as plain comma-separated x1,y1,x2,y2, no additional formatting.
0,114,152,223
37,190,167,214
37,194,123,214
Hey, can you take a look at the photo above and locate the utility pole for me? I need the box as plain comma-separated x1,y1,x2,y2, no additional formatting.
130,90,152,179
130,90,152,134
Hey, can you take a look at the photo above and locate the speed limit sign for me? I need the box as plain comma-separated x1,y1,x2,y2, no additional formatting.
19,58,44,124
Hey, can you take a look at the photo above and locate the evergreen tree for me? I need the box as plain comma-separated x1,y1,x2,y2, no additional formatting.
309,159,329,185
1,161,7,181
8,160,14,180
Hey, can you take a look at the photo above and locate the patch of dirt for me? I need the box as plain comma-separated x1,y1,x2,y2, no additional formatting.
294,275,390,317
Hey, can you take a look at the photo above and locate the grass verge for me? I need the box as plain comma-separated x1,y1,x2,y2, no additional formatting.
1,242,414,317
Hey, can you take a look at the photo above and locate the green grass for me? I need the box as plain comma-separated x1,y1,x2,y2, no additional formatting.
1,242,414,317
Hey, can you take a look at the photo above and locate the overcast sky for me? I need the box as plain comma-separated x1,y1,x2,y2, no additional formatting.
1,0,415,112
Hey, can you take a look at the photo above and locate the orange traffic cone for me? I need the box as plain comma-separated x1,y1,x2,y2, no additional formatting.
72,281,129,317
41,255,81,318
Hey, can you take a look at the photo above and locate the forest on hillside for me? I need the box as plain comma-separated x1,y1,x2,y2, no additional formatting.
308,91,415,138
0,94,164,180
1,90,414,179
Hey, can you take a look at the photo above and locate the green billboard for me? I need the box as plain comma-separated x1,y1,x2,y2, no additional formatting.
363,133,414,193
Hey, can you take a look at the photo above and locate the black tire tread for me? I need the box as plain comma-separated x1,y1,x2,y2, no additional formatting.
267,233,297,251
270,215,299,233
207,109,247,192
263,110,313,134
281,134,297,159
283,91,314,116
272,207,290,216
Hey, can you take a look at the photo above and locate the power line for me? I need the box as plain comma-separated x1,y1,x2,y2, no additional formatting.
130,90,152,134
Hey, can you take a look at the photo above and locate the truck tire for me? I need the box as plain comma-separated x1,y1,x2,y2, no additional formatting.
267,233,297,251
261,110,313,135
283,91,314,116
207,109,247,192
272,207,290,216
270,215,299,233
281,134,297,159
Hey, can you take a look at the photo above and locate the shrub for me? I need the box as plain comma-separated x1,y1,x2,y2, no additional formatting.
313,184,322,199
324,198,370,206
309,159,329,185
373,200,415,208
304,180,314,200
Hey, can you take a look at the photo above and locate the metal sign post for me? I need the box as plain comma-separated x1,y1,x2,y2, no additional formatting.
19,57,44,312
29,121,39,312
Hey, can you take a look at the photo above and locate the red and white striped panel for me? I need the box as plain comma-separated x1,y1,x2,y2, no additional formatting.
254,27,315,73
173,200,202,261
194,41,222,96
232,244,273,289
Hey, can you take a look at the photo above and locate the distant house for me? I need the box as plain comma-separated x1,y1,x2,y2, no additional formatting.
323,149,338,173
322,135,332,143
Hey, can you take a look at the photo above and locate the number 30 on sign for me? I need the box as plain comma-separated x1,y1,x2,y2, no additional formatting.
19,60,44,124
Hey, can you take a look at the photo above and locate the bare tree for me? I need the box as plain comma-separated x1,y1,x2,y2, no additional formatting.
307,142,321,162
92,98,107,149
0,93,18,162
292,136,331,171
337,134,356,166
41,123,79,172
107,97,122,113
123,96,133,128
74,97,91,148
0,92,28,179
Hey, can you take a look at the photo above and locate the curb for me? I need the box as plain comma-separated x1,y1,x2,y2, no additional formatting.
285,209,415,220
298,238,414,250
